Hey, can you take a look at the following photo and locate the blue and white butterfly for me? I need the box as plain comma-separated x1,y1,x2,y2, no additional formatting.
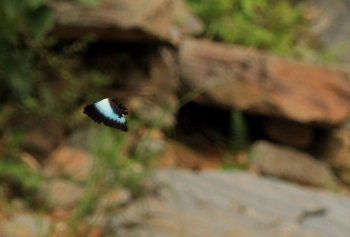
83,98,128,132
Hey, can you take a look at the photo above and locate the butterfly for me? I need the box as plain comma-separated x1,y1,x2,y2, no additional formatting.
83,98,128,132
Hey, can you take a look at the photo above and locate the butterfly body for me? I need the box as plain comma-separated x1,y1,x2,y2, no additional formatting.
84,98,128,131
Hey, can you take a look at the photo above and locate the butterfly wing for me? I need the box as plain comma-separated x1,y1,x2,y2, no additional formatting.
84,98,128,132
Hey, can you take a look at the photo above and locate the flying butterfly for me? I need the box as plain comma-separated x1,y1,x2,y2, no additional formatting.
83,98,128,132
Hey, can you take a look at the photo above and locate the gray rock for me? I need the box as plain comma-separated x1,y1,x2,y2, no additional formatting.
107,169,350,237
41,179,84,209
309,0,350,66
250,141,337,187
0,212,52,237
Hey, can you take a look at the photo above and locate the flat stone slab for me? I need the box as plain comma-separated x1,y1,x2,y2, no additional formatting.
179,38,350,125
109,169,350,237
50,0,203,45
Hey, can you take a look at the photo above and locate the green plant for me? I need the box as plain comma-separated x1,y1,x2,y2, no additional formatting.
0,0,102,131
187,0,316,57
219,110,250,170
230,109,249,151
71,122,153,234
0,157,44,206
0,132,44,204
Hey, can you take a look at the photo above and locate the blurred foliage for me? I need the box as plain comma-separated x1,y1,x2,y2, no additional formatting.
0,133,43,207
71,123,156,234
230,109,249,151
0,0,112,218
0,131,44,206
187,0,317,57
0,0,101,132
221,110,250,170
0,158,43,199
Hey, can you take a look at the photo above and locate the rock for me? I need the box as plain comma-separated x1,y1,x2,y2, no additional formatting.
262,118,314,148
107,169,350,237
0,212,52,237
321,128,350,170
132,129,167,159
97,189,131,210
179,38,350,125
44,146,93,182
308,0,350,66
50,220,71,237
41,179,84,209
172,0,203,36
129,97,177,129
126,47,179,129
23,125,64,160
250,141,336,187
338,170,350,186
158,140,222,170
50,0,203,45
66,129,90,150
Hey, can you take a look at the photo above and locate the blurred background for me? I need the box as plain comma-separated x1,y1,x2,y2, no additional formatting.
1,0,350,236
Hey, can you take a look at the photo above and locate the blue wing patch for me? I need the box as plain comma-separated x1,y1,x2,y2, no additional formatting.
95,99,126,124
83,98,128,132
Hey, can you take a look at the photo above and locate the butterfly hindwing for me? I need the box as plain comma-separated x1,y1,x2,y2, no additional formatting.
83,98,128,132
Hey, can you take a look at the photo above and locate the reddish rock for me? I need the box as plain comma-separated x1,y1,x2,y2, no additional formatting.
50,0,203,45
23,125,64,160
262,118,314,148
179,38,350,125
44,146,93,182
250,141,337,187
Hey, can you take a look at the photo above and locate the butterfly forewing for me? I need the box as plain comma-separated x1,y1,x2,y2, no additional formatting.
83,98,128,132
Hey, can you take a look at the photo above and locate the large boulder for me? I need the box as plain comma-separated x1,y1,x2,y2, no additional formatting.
179,38,350,125
107,169,350,237
50,0,203,45
250,141,336,187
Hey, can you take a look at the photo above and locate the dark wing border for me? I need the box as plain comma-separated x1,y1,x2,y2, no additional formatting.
110,99,128,115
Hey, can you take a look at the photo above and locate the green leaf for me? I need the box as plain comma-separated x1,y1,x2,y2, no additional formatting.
241,0,257,18
27,5,55,41
187,0,318,58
